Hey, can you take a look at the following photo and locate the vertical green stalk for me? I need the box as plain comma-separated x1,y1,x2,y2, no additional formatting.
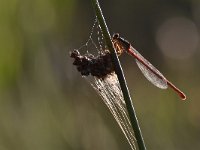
90,0,146,150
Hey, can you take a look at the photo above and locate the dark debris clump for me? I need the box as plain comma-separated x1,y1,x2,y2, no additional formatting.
70,50,114,78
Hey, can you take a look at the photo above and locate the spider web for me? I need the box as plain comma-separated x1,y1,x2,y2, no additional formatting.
77,18,137,150
77,18,107,56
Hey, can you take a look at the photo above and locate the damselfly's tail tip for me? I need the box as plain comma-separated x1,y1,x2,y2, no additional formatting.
166,81,186,100
179,92,186,100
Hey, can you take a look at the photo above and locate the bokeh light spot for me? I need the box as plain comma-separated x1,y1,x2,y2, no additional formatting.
156,17,199,60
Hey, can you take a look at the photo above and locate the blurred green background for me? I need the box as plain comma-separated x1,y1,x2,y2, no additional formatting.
0,0,199,149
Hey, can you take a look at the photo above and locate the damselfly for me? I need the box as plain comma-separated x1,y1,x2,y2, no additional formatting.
112,33,186,100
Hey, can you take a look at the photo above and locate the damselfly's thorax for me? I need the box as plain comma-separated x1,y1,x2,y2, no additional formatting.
112,33,131,55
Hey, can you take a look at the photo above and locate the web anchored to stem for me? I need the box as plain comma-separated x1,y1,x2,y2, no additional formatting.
70,16,145,150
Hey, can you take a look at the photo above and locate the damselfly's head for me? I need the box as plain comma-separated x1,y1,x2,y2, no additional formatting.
112,33,130,55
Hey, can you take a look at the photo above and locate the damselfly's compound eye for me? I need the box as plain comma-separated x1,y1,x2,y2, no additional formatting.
113,33,120,39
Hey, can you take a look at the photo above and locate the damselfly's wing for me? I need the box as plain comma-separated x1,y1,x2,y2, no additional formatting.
129,46,168,89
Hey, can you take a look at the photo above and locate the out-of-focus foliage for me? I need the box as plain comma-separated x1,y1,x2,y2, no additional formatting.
0,0,199,150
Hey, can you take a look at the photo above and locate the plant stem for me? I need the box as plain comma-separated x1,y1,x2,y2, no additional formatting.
90,0,146,150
